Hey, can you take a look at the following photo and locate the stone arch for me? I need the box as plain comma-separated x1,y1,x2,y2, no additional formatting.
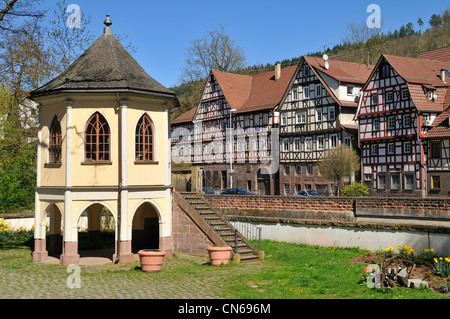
42,202,63,257
131,200,162,252
76,202,116,260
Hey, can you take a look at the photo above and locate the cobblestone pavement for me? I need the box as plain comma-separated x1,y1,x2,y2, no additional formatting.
0,245,264,299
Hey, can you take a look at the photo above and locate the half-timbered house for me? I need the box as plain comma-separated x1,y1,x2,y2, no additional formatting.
171,63,297,194
278,56,373,196
356,53,450,197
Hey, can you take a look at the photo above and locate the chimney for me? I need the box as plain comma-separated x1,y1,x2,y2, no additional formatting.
275,62,281,81
441,69,447,83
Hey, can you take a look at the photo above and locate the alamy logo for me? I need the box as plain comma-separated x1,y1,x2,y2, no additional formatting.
66,4,81,29
66,264,81,288
366,4,381,29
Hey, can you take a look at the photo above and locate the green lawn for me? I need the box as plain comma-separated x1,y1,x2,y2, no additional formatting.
222,240,448,299
0,238,448,299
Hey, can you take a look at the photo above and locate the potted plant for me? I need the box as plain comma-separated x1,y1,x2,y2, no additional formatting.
138,249,166,272
207,246,232,266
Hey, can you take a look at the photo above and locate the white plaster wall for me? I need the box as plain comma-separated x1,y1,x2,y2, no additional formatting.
232,221,450,256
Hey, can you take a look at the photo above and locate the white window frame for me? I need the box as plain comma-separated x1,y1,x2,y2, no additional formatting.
401,89,409,100
293,137,301,152
305,137,312,152
317,135,324,151
386,91,394,103
281,113,287,126
254,114,260,126
390,172,401,190
387,142,395,155
296,111,306,125
303,86,310,99
377,173,387,190
282,138,289,152
328,106,335,121
404,173,415,190
263,113,269,125
347,85,354,96
292,88,298,101
403,141,411,154
371,144,378,156
373,118,380,131
315,108,323,123
387,116,395,130
329,134,338,149
315,84,321,97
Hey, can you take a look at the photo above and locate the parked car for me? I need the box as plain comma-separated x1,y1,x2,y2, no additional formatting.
293,190,320,197
221,188,253,195
202,187,214,194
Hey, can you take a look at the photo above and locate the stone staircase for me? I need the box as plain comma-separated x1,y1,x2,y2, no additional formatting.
179,191,260,263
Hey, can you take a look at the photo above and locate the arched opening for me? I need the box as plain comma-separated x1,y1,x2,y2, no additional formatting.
132,202,160,253
45,203,63,257
77,203,116,260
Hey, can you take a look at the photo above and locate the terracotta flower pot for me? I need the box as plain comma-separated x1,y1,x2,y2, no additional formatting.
207,246,232,266
138,249,166,272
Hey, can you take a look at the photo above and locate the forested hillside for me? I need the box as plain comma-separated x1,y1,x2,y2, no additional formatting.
170,9,450,121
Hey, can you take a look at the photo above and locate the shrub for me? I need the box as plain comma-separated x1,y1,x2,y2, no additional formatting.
341,183,369,197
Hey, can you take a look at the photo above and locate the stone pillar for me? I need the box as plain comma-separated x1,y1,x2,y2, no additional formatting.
60,99,79,266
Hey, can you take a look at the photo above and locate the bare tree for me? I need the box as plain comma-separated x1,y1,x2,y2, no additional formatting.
0,0,45,32
181,25,246,82
318,144,360,196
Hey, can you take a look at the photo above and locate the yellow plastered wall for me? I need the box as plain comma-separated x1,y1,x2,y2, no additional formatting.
71,103,119,186
39,104,66,187
127,105,168,186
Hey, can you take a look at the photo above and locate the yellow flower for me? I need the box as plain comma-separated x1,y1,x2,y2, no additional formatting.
434,258,438,263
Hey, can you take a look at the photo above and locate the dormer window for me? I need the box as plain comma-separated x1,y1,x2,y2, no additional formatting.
380,63,390,78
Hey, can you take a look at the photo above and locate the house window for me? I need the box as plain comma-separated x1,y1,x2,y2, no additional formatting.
305,137,312,152
263,113,269,125
380,64,390,78
292,88,298,101
371,144,378,156
282,138,289,152
284,165,290,175
401,89,409,100
284,184,290,196
347,85,354,96
328,106,335,121
281,113,287,126
135,114,154,162
387,116,395,130
373,118,380,131
293,137,301,152
344,137,351,147
431,176,441,190
315,84,322,97
244,116,250,127
377,173,387,189
303,65,310,76
422,113,430,126
315,108,322,122
49,116,62,163
85,112,110,162
306,165,313,175
296,112,306,124
317,135,324,150
295,165,301,175
404,173,415,190
430,141,441,159
427,90,434,101
403,114,411,128
387,143,395,155
329,134,337,149
254,114,260,126
386,91,394,103
403,141,411,154
390,172,401,190
303,86,310,99
371,94,378,106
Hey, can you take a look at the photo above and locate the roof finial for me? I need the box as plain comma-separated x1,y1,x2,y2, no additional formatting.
103,14,112,34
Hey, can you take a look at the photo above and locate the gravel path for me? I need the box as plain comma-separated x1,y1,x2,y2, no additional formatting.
0,245,263,299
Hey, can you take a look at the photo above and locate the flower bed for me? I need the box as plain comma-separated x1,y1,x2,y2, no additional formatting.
353,245,450,295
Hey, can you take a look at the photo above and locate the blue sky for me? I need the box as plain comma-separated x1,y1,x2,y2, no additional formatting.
39,0,449,88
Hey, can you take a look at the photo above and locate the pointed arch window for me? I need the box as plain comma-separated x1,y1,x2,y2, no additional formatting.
49,116,62,163
135,113,154,162
85,112,110,162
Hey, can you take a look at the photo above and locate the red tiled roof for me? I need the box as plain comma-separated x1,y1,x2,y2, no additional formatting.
211,70,252,110
383,55,449,86
305,56,374,84
424,89,450,139
418,46,450,62
236,65,297,113
171,106,197,124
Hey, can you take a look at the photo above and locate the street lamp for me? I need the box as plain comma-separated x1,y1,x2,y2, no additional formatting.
229,108,236,188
